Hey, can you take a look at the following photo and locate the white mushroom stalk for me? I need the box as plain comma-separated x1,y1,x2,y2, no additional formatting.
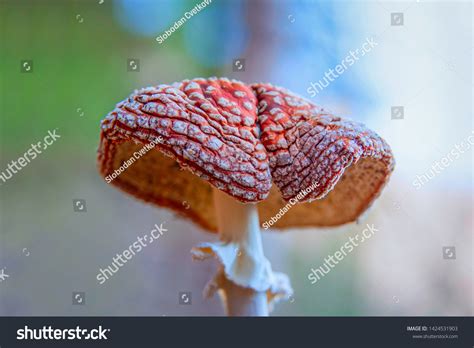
192,188,292,316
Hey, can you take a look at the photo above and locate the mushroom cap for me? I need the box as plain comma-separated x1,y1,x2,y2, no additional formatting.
98,78,394,233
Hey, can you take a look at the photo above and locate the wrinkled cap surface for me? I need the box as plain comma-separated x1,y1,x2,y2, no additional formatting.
98,78,394,232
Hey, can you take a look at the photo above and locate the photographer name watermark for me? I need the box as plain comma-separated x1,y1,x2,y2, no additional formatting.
262,181,320,229
105,136,163,184
156,0,212,44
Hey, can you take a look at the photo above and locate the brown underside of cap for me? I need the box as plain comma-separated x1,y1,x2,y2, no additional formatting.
98,139,392,233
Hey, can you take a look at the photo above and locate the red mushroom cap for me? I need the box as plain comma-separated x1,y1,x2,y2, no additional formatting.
252,83,394,200
100,78,271,203
98,78,394,232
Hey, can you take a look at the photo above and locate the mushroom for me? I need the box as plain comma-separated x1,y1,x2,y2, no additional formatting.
98,77,394,316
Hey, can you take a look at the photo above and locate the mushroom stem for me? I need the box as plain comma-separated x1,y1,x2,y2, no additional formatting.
212,188,269,316
220,275,268,316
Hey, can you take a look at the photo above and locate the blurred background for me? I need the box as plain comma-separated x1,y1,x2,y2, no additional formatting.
0,0,472,316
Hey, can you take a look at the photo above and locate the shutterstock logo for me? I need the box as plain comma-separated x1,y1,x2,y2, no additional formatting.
17,325,110,341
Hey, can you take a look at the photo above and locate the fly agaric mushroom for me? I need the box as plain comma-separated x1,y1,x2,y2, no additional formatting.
98,77,394,316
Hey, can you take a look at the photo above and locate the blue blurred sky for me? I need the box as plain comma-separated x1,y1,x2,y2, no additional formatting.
114,0,374,118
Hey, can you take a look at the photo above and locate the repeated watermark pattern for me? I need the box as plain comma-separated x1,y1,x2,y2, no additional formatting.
72,199,87,212
308,224,378,284
412,131,474,189
104,136,163,184
442,246,456,260
76,107,85,117
307,37,378,97
127,58,140,72
96,223,167,285
0,129,61,185
179,291,192,305
20,60,33,73
391,12,404,26
232,58,245,72
262,181,320,229
391,106,404,120
156,0,213,44
72,292,85,305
